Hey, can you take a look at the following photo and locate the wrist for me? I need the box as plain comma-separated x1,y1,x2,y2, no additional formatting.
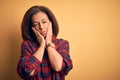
39,45,45,49
46,41,52,45
46,42,55,48
39,42,45,48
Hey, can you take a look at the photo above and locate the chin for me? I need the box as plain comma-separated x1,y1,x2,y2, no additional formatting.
43,35,46,38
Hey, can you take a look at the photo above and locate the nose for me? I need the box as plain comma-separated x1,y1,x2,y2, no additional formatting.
39,23,43,30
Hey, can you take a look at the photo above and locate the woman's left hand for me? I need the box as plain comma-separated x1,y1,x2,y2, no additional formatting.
46,21,53,45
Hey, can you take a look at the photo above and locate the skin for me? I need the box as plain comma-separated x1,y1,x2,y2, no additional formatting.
29,11,63,76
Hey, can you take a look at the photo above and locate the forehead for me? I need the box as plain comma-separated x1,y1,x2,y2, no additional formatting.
32,11,49,21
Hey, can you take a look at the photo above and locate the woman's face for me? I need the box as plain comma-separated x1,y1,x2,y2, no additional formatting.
32,11,50,37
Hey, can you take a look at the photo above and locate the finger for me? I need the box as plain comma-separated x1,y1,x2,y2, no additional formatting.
32,27,37,34
49,22,53,34
36,31,42,37
36,31,45,41
49,21,52,29
32,27,39,37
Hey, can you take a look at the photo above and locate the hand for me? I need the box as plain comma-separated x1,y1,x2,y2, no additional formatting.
46,22,53,45
32,27,45,47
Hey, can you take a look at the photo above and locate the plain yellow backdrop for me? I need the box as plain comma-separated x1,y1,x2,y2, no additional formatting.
0,0,120,80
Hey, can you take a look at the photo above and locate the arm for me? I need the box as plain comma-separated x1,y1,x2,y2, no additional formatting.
45,22,63,71
58,40,73,75
46,39,73,74
45,22,73,73
29,27,46,76
47,44,63,72
30,46,45,76
17,41,42,79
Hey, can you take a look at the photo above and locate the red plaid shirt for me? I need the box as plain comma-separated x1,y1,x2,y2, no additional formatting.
17,36,73,80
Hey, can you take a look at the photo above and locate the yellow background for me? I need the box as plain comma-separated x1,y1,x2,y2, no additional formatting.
0,0,120,80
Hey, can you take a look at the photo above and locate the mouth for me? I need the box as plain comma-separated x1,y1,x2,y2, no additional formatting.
41,31,47,35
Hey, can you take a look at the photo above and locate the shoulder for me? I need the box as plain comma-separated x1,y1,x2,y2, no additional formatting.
21,40,31,45
55,37,69,47
55,38,70,52
59,38,69,44
21,40,37,47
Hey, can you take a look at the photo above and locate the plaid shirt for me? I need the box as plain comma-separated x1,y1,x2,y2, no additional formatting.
17,36,73,80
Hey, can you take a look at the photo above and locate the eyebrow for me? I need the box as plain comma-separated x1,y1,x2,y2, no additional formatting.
33,19,46,22
41,19,47,21
32,21,39,24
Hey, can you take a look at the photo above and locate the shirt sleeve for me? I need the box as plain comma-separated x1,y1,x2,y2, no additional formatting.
58,39,73,75
17,40,41,79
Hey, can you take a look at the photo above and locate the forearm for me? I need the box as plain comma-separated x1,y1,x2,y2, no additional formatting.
47,47,63,72
29,46,44,76
33,46,45,62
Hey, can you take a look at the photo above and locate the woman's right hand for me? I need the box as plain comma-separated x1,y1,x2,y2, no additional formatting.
32,27,45,48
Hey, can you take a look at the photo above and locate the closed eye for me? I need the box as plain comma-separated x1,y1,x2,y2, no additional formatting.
32,22,39,27
42,21,47,24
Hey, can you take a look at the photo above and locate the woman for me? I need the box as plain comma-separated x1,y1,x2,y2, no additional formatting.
17,5,73,80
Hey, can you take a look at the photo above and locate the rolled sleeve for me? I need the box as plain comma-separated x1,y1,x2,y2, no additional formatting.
17,40,41,79
58,40,73,75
